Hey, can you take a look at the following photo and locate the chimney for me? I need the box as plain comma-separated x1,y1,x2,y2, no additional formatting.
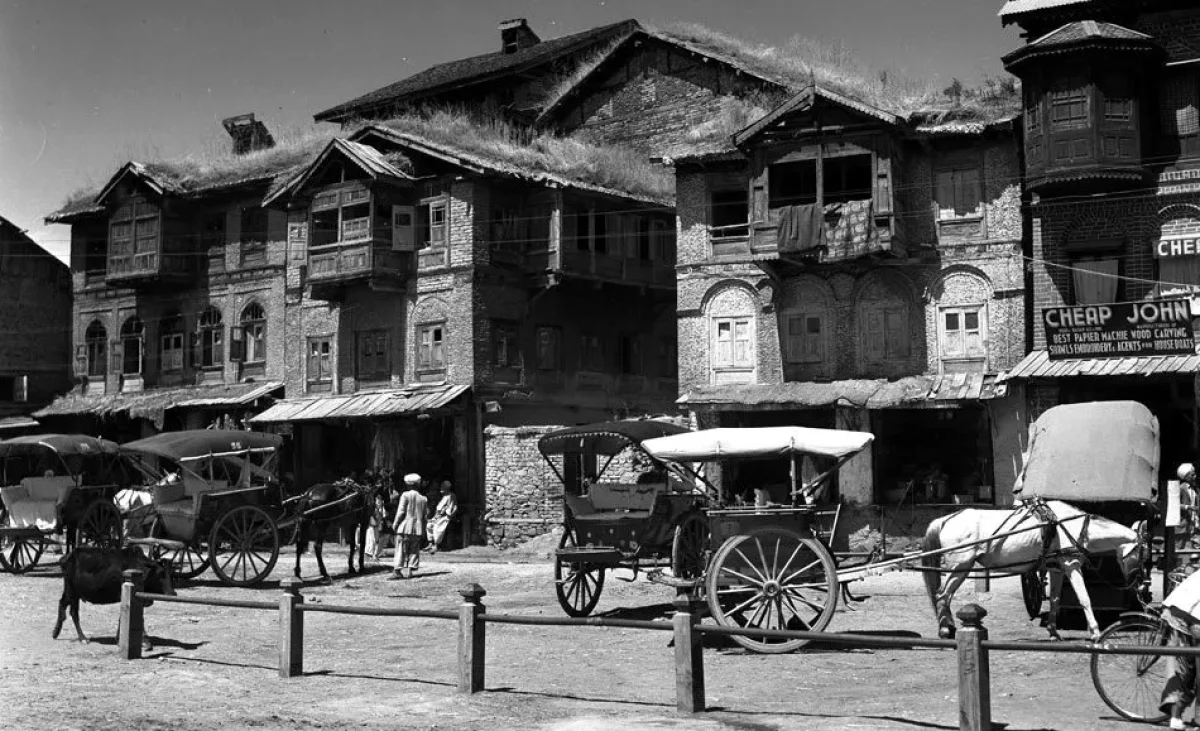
221,113,276,156
499,19,540,54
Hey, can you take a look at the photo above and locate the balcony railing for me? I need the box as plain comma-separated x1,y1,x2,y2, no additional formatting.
308,240,409,285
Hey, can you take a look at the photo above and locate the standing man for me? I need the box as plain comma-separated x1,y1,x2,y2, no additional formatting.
391,473,428,579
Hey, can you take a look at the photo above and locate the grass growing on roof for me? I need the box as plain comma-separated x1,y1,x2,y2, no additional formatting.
369,109,675,202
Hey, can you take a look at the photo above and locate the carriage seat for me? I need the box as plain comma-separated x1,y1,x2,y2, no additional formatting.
568,482,665,523
0,476,74,530
154,478,230,519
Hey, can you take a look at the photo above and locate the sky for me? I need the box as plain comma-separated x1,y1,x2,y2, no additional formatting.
0,0,1022,263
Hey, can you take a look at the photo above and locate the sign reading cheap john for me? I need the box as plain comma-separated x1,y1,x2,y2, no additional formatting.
1043,299,1196,360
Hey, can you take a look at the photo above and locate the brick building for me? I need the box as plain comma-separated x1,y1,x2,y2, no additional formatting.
0,215,72,434
672,83,1028,541
37,117,291,442
999,0,1200,474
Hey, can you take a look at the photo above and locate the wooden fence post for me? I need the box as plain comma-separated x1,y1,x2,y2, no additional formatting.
672,592,705,713
956,603,991,731
279,577,305,678
458,583,486,694
118,569,145,661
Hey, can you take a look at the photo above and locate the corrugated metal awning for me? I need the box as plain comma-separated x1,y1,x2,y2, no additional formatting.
1002,350,1200,381
679,375,1000,411
248,384,470,424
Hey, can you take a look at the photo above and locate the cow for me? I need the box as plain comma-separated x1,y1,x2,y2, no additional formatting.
52,546,175,650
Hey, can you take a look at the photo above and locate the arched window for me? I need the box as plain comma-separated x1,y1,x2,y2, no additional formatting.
84,321,107,377
198,306,224,368
239,302,266,363
119,317,144,376
159,312,184,372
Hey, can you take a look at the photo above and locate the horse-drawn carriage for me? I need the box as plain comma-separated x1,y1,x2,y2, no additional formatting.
542,420,874,654
121,429,287,587
1016,401,1159,629
0,434,126,573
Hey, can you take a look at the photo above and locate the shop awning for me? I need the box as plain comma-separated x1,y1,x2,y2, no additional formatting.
678,374,1000,411
33,381,284,429
247,384,470,424
1002,349,1200,381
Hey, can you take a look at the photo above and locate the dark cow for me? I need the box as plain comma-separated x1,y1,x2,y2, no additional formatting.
52,546,175,649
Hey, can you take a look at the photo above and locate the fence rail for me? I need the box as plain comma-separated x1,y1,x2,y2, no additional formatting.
117,569,1196,731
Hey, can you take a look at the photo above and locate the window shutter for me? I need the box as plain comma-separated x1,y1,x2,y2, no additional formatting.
229,326,245,362
391,205,416,251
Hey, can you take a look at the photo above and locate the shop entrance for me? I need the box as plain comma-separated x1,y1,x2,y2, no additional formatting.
872,406,993,507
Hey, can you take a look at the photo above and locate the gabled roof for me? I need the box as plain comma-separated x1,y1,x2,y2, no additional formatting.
1003,20,1160,68
313,20,641,123
264,138,414,206
732,85,901,147
350,122,673,205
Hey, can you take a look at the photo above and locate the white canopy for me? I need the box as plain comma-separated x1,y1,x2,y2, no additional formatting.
642,426,874,462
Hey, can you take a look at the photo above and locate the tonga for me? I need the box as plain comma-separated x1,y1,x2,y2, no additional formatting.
120,429,287,587
641,426,874,653
1015,401,1158,628
0,434,126,573
538,420,706,618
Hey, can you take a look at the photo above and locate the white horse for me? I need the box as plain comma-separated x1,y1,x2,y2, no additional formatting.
921,500,1144,641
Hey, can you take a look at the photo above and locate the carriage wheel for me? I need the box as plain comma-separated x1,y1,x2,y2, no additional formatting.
554,529,605,617
1020,568,1045,620
149,518,209,580
0,532,46,574
1090,613,1170,723
671,512,708,581
76,500,123,549
208,505,279,587
705,527,838,654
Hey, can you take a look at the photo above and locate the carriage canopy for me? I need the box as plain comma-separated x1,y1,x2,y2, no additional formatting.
642,426,874,463
121,429,282,463
537,420,690,457
1016,401,1159,503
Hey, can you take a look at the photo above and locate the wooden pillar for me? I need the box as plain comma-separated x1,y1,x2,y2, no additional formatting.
956,604,991,731
118,569,145,661
279,577,305,678
458,583,486,693
672,592,706,713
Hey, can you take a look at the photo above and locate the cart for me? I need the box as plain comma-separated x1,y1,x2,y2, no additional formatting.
538,420,705,618
0,434,126,573
120,429,286,587
641,426,874,653
1015,401,1158,629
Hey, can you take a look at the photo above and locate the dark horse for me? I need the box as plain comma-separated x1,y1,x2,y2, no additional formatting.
292,480,375,581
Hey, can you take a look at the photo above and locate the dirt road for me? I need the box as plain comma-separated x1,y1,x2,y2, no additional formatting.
0,548,1161,731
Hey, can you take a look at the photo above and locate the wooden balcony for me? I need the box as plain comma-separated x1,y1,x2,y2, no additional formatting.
106,252,192,287
307,238,410,300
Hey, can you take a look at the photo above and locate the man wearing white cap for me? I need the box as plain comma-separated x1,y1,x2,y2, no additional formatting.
391,473,428,578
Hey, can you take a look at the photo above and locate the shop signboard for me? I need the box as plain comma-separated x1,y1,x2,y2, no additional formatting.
1043,299,1196,360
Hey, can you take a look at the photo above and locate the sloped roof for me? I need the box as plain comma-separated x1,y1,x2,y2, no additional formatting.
313,20,641,123
352,122,674,205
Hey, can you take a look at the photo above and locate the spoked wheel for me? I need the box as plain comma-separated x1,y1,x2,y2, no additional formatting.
554,529,605,617
705,527,838,654
0,532,46,574
150,518,209,580
1091,613,1170,723
671,512,709,581
1020,568,1045,620
208,505,279,587
76,500,123,548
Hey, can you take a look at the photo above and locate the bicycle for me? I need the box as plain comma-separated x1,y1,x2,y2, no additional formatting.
1090,604,1172,724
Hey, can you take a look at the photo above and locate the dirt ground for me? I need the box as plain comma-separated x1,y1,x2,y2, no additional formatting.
0,540,1170,731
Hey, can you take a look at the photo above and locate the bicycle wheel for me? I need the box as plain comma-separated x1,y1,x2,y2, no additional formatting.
1090,613,1170,723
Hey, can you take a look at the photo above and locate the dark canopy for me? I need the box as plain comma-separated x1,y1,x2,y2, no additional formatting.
537,420,690,457
1017,401,1159,503
0,434,119,458
121,429,282,462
